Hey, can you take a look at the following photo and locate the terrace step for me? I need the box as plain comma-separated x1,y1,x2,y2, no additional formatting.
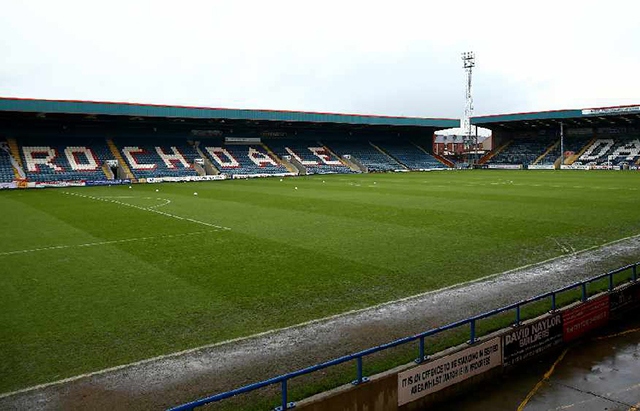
564,137,597,165
106,138,135,180
321,143,359,172
533,140,559,165
261,143,298,174
413,142,453,168
478,140,511,165
192,143,220,175
369,142,407,170
5,137,26,178
335,151,365,172
101,163,114,179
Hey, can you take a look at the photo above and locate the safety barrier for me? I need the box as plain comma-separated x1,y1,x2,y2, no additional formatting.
168,261,638,411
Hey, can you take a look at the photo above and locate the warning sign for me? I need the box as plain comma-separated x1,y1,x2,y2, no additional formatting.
397,338,502,406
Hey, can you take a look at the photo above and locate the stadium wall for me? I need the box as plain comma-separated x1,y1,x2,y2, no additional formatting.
293,275,640,411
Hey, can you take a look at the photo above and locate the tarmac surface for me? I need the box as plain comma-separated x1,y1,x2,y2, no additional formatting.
1,235,640,410
440,318,640,411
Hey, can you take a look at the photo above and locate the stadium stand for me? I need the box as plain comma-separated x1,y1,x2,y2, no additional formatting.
0,142,16,182
576,135,640,165
267,140,353,175
327,141,405,172
198,140,291,177
17,135,113,182
486,136,556,166
376,142,447,170
113,137,199,179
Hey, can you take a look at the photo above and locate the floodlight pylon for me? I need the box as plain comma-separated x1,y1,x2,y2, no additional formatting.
461,51,476,163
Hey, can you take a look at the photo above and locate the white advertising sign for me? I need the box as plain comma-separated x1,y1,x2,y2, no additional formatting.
582,106,640,116
397,337,502,406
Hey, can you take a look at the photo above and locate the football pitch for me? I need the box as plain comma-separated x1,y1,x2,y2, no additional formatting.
1,170,639,394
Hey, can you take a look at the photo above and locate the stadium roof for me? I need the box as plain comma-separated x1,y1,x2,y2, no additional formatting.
0,97,459,129
471,104,640,130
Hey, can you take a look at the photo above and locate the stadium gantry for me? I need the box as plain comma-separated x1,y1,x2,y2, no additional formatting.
0,97,457,188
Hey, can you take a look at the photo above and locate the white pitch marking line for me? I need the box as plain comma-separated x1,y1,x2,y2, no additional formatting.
0,231,213,257
146,198,172,210
97,195,171,209
62,191,230,231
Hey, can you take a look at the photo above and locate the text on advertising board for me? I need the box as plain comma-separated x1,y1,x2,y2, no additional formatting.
609,282,640,316
562,295,610,342
503,313,563,366
397,337,502,406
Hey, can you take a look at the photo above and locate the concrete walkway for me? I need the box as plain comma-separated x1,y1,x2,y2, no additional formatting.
439,318,640,411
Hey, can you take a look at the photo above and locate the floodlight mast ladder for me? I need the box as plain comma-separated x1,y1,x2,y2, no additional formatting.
462,51,476,164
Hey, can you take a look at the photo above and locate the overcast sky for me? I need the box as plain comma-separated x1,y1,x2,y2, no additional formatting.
1,0,639,119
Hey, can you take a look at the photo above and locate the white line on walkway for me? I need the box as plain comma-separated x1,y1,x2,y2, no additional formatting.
0,230,213,257
62,191,231,230
2,231,639,400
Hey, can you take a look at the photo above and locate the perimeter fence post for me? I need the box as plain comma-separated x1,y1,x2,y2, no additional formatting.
633,264,637,282
515,304,521,326
281,379,288,410
417,336,425,363
581,283,587,302
469,319,476,344
608,273,614,291
356,356,363,385
551,292,557,311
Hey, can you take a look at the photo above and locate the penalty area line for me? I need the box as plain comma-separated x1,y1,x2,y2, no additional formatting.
62,191,231,231
0,230,216,257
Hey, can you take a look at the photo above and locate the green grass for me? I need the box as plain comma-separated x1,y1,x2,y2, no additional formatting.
0,170,639,393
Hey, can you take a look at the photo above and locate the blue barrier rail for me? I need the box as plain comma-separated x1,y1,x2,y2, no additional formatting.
168,262,639,411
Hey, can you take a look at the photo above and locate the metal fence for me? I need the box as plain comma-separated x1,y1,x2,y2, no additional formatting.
169,262,638,411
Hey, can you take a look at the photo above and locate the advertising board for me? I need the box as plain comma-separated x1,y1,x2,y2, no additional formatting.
397,338,501,406
146,175,227,183
582,106,640,116
502,313,563,366
232,172,295,179
0,182,17,189
487,164,523,170
34,181,86,188
562,295,610,342
85,179,131,187
527,165,555,170
609,282,640,316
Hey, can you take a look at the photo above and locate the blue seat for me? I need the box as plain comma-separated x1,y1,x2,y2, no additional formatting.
377,142,447,170
0,143,15,182
327,141,403,172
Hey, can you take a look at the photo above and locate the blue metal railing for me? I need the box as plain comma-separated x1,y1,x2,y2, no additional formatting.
169,262,638,411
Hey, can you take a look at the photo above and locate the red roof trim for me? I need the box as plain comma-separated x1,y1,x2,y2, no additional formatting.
0,96,457,121
472,103,640,119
